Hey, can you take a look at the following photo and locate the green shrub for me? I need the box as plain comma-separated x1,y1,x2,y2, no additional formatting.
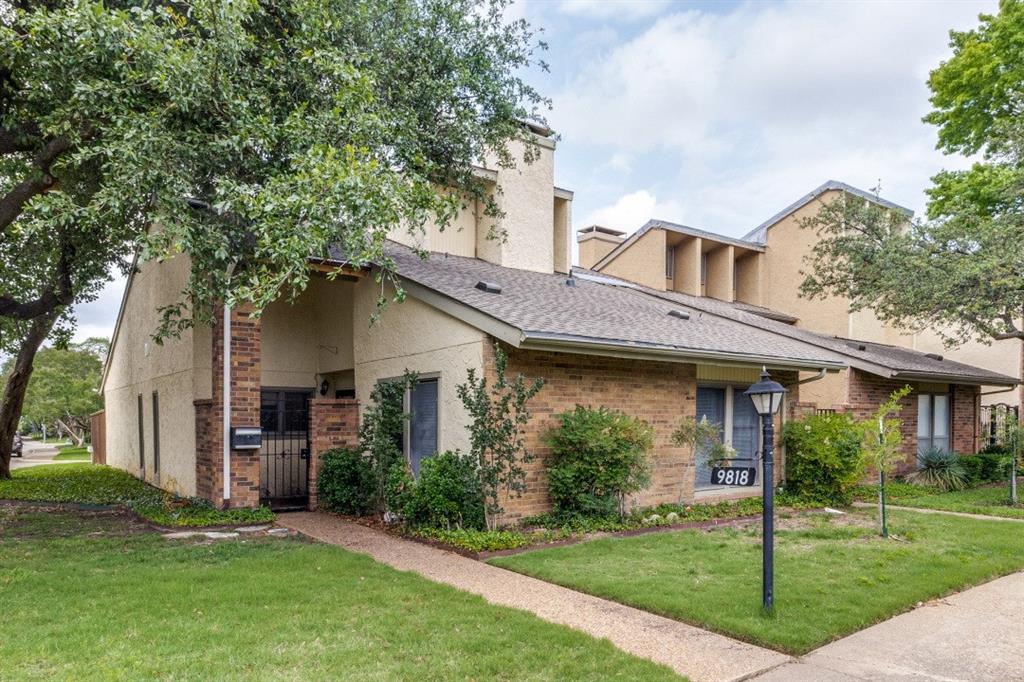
960,452,1011,485
907,449,968,491
978,442,1010,456
317,448,376,515
391,451,485,530
545,405,654,518
781,413,863,504
411,527,528,552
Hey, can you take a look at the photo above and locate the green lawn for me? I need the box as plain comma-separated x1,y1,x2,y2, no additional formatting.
882,484,1024,519
489,510,1024,654
0,506,680,681
53,444,92,461
0,464,274,527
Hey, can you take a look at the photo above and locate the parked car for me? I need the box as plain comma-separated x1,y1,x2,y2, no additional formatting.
12,433,22,457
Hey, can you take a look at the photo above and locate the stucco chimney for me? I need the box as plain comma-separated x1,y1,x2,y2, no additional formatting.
577,225,626,269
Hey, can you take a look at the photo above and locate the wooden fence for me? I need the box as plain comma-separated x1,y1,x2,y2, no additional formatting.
90,410,106,464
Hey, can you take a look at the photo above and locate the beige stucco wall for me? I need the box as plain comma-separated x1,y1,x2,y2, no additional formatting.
553,196,572,274
578,232,622,270
352,279,486,455
387,190,478,258
760,189,851,336
259,276,358,395
671,236,702,296
601,228,668,291
735,251,763,306
481,136,557,274
912,329,1022,408
102,255,203,496
705,244,735,302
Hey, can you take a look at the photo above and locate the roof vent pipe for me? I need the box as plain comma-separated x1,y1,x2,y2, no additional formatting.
925,353,944,361
474,281,502,294
565,276,577,287
667,309,690,320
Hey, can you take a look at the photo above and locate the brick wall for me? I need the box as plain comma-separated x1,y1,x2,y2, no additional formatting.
843,369,980,472
482,341,703,522
194,305,262,508
479,341,802,523
308,398,360,510
952,384,981,455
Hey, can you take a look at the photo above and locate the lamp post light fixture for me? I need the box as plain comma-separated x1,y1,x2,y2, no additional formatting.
744,368,787,612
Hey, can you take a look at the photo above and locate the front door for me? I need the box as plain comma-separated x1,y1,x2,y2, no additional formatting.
259,389,312,510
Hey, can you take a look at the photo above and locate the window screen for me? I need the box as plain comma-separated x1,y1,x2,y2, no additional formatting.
918,393,951,454
665,246,675,279
408,379,439,476
695,387,725,487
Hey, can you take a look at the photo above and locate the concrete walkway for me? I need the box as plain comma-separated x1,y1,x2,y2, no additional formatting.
753,571,1024,681
277,512,790,682
10,439,65,470
852,500,1024,523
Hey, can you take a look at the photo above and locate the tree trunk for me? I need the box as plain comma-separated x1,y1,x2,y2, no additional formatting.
0,312,59,478
55,417,84,446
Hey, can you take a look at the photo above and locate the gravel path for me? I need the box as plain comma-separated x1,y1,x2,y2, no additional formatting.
278,511,790,682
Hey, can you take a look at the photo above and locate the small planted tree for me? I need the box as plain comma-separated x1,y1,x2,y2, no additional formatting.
672,416,731,504
858,386,912,537
358,371,418,516
457,344,544,530
998,413,1022,505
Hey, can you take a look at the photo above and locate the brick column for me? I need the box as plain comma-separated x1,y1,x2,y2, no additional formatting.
195,305,263,508
308,398,360,510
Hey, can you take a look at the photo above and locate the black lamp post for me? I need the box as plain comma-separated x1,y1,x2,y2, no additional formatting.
744,368,787,612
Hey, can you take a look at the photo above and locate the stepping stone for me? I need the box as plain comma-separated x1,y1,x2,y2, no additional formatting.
236,525,271,533
203,531,239,540
163,532,200,540
267,527,291,536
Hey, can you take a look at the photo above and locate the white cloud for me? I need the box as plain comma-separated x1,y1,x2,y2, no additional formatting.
557,0,671,21
550,0,994,235
579,189,684,233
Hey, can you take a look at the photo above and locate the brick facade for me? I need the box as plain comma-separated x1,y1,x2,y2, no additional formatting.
194,306,263,508
308,398,360,510
843,369,980,473
482,340,798,523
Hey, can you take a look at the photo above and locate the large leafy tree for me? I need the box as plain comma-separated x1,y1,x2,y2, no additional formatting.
799,1,1024,406
3,337,107,444
0,0,548,477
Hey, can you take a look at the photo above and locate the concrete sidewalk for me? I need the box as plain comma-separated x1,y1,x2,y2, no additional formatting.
852,500,1024,523
753,571,1024,681
10,439,66,470
278,512,790,682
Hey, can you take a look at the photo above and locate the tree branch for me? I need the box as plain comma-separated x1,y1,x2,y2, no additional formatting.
0,228,75,319
0,136,71,234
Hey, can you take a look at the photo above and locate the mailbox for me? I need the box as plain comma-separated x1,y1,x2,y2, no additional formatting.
230,426,262,450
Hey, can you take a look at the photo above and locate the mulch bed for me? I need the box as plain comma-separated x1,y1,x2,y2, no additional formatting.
321,509,772,560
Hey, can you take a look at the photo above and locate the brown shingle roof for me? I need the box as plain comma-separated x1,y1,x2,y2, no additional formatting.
572,267,1017,387
381,243,844,370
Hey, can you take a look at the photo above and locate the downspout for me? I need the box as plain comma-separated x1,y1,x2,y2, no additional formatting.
222,262,237,505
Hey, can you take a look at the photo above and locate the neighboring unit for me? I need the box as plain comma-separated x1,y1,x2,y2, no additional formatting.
578,180,1020,461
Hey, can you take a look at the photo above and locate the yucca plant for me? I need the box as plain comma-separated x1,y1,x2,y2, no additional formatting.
907,449,968,491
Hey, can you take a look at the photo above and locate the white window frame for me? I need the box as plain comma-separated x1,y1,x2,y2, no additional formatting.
917,393,951,454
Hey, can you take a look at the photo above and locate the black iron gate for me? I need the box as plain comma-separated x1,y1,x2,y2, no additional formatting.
259,389,312,510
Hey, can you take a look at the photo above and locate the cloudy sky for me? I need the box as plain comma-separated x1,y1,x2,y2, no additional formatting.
70,0,994,343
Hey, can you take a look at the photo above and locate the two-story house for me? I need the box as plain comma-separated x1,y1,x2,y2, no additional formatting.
578,180,1021,466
